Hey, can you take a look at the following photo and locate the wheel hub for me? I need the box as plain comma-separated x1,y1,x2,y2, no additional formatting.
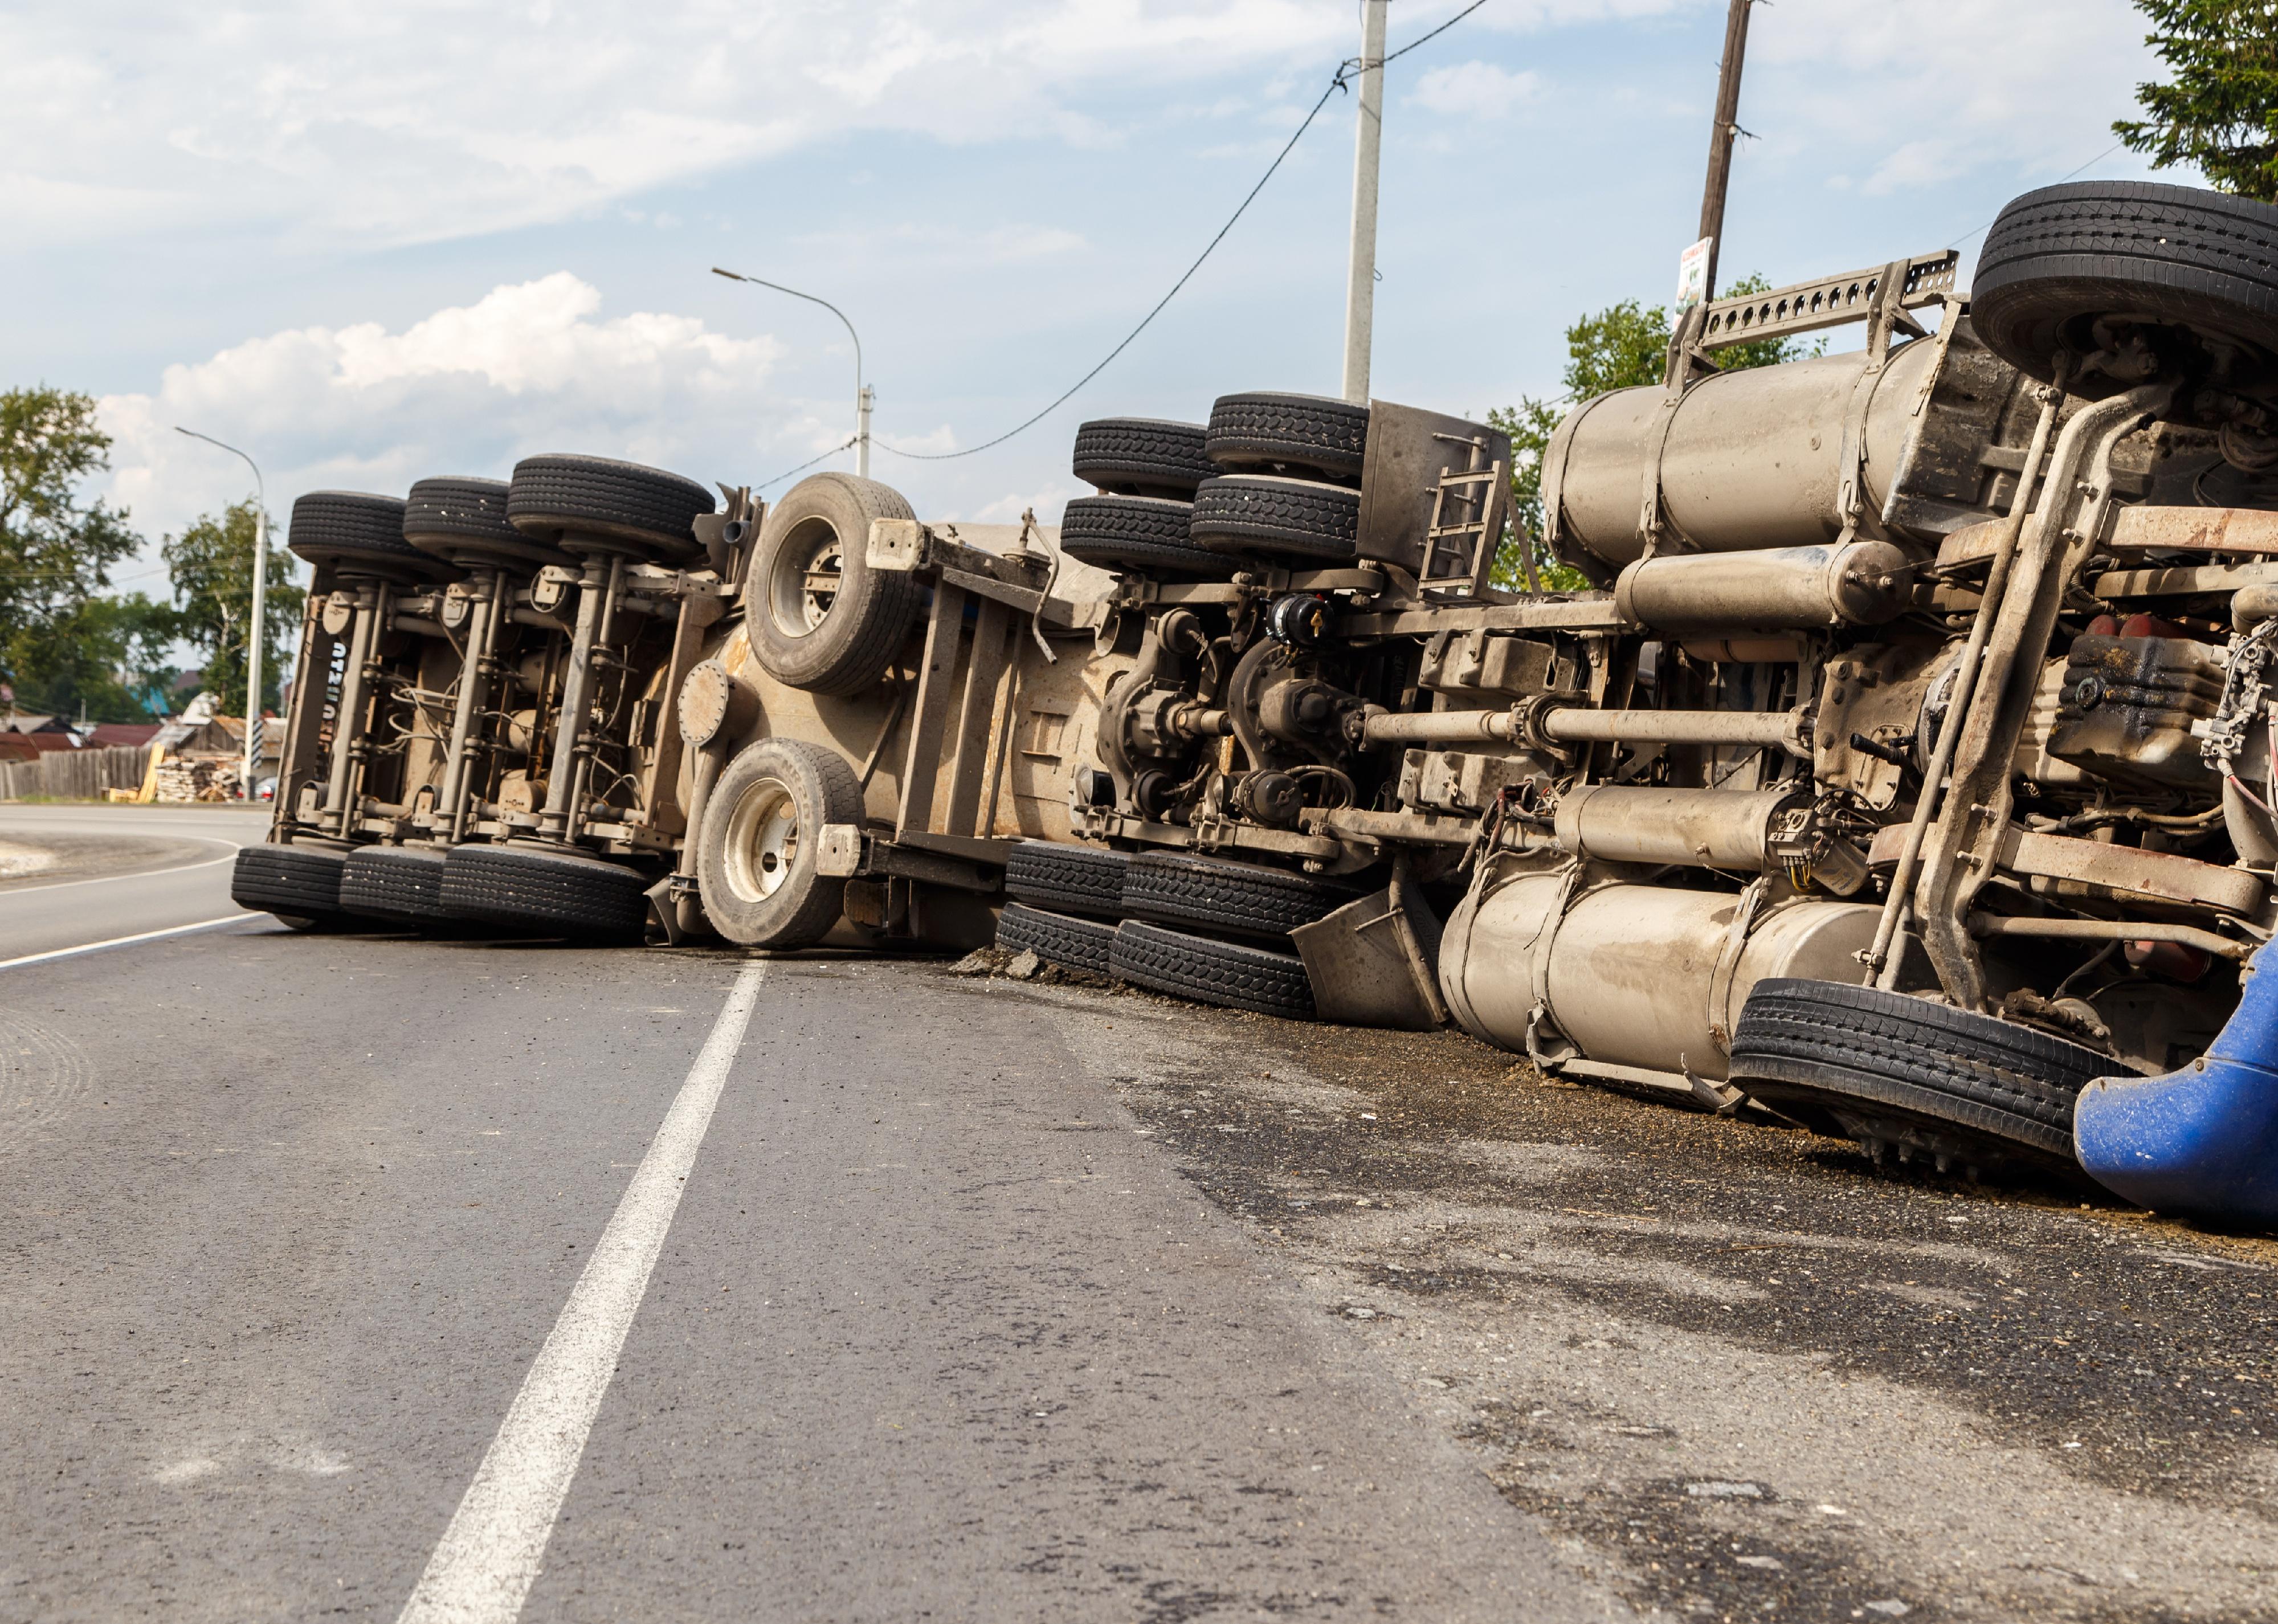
722,777,800,903
770,520,843,639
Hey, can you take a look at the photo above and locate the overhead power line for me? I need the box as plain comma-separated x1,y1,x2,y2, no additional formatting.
1946,140,2125,251
753,435,859,493
865,0,1491,464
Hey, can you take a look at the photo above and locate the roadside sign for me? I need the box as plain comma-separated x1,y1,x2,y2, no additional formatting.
1676,236,1713,311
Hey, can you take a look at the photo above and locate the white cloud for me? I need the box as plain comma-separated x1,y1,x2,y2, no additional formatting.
97,274,779,551
1748,0,2158,199
1410,62,1541,120
0,1,1726,253
0,1,1367,251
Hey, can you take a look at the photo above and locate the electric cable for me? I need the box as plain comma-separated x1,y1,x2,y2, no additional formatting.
1946,140,2125,250
857,0,1490,464
751,435,859,493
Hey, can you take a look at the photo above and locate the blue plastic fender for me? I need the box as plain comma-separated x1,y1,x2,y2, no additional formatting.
2074,942,2278,1226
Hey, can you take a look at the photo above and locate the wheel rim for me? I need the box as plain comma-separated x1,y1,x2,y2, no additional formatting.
722,776,800,903
768,517,842,640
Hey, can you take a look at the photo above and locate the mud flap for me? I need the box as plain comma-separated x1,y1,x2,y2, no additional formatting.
643,875,709,947
2075,942,2278,1226
1291,868,1447,1031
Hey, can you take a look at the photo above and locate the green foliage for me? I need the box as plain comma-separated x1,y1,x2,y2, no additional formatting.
1488,275,1820,591
2114,0,2278,201
0,386,141,692
7,593,182,722
163,499,302,711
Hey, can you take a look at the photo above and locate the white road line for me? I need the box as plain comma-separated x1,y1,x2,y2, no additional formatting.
0,846,241,897
397,962,770,1624
0,915,246,972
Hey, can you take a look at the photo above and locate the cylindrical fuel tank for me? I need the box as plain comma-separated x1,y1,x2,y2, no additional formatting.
1552,338,1941,566
1438,869,1880,1079
1613,541,1912,633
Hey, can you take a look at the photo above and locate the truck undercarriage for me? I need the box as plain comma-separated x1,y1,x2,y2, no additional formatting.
235,177,2278,1229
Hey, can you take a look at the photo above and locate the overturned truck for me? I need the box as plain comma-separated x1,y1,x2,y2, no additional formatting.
236,179,2278,1228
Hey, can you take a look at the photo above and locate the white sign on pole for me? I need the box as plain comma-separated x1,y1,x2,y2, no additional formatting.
1676,237,1714,312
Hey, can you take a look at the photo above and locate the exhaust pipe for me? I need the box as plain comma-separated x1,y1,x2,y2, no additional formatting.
1614,541,1913,634
1553,785,1803,870
1362,705,1806,753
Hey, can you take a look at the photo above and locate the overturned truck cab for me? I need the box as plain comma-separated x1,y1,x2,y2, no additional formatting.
1407,179,2278,1225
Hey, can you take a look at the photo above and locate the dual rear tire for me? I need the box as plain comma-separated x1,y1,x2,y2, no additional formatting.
994,840,1332,1019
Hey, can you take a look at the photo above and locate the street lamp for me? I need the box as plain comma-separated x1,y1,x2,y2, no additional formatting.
174,426,268,803
712,267,872,477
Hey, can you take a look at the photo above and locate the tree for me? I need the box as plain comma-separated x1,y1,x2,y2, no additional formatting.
1488,275,1819,590
7,593,182,723
163,500,303,712
2114,0,2278,202
0,386,142,691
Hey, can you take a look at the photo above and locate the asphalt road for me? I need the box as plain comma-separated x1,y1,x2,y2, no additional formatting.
0,803,262,965
1,807,2272,1622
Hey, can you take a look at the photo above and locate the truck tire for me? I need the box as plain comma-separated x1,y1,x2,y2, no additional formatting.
1205,391,1370,483
289,492,434,574
1189,475,1360,564
696,737,863,948
1003,840,1130,919
1071,418,1216,498
1120,851,1356,941
1111,920,1314,1019
1973,181,2278,398
505,454,715,561
440,843,650,940
748,473,922,696
404,475,565,569
995,901,1113,974
1059,495,1235,578
1729,978,2107,1174
340,844,452,924
231,844,350,931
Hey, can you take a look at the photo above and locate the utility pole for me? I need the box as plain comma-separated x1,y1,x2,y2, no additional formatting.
1695,0,1754,305
857,383,874,479
174,427,267,803
1340,0,1389,405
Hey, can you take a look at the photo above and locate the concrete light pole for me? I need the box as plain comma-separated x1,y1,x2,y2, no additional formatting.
1340,0,1389,405
712,267,870,477
174,426,267,802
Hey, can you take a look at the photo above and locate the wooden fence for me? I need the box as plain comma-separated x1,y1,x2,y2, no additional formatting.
0,745,153,802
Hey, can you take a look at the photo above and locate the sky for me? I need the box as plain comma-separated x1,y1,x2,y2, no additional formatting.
0,0,2181,601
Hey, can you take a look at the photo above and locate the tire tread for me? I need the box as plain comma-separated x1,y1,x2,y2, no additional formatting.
995,901,1114,974
1111,920,1314,1018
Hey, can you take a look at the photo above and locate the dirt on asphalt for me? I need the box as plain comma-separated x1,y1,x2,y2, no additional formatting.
939,956,2278,1624
0,830,214,889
